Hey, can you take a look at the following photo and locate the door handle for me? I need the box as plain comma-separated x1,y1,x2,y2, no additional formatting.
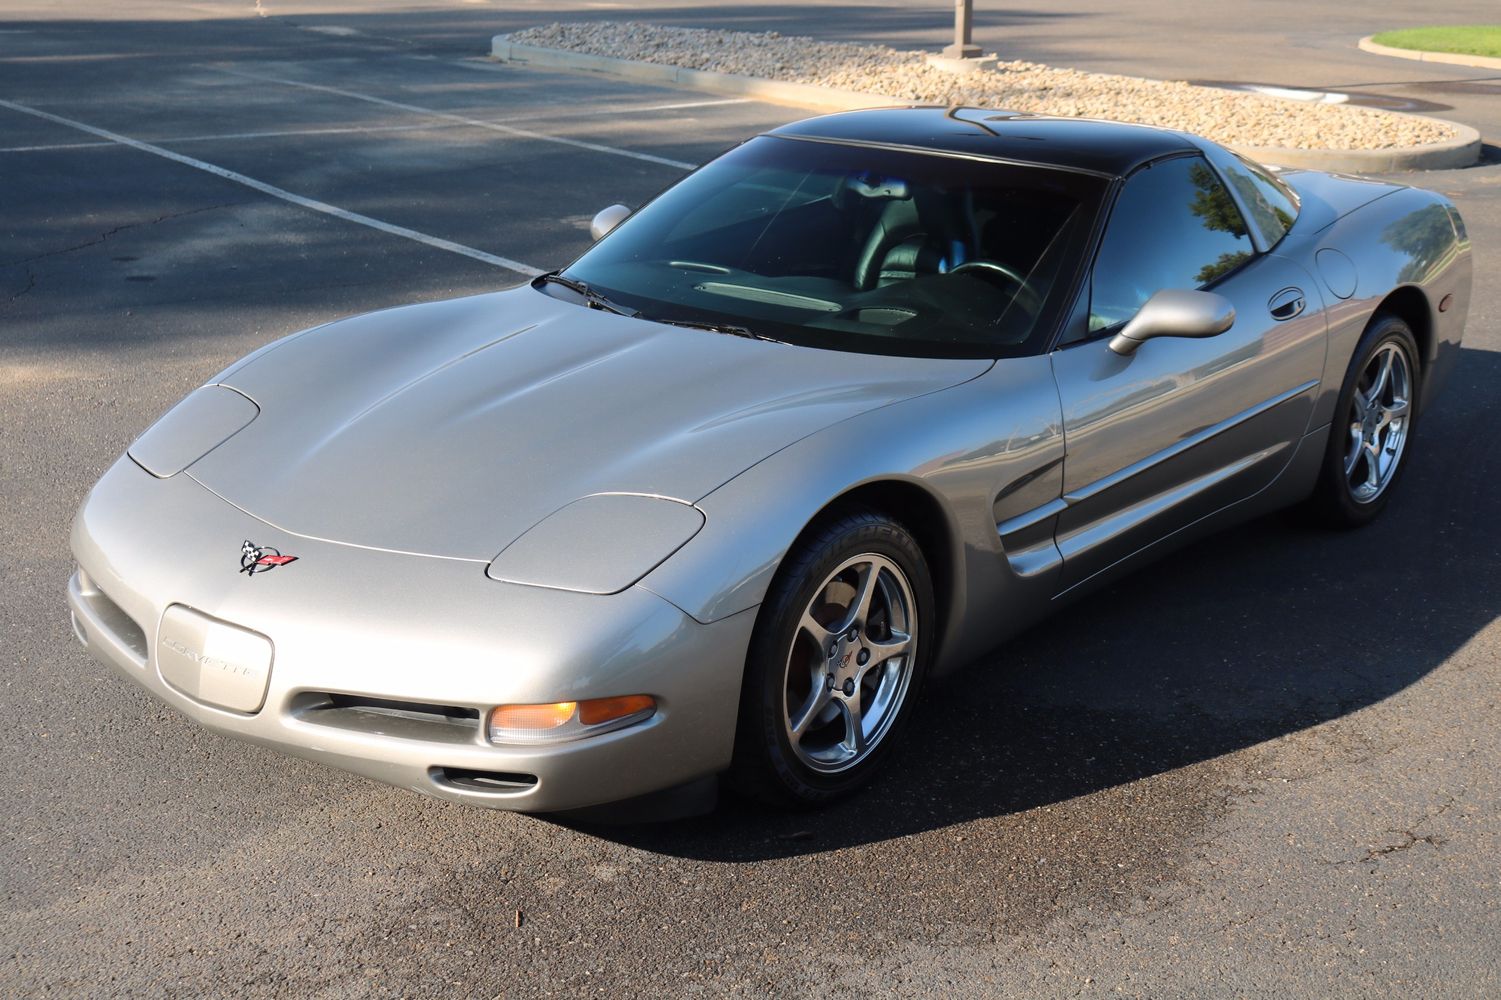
1268,287,1306,321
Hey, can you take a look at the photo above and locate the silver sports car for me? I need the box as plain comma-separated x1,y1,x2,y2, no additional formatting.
68,107,1471,817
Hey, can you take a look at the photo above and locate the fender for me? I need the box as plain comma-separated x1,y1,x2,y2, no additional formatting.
638,355,1069,673
1284,187,1470,425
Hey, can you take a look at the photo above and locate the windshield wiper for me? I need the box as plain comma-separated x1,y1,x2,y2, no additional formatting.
654,318,788,345
538,274,785,343
536,272,637,317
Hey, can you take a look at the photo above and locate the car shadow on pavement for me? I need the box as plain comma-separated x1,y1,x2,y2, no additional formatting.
568,344,1500,860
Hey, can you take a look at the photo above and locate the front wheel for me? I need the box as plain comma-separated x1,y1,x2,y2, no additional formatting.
1308,313,1420,528
730,509,934,807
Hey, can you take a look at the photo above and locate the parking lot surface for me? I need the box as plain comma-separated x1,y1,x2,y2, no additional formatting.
3,3,1499,997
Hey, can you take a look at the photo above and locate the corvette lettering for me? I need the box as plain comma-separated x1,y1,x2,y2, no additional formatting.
159,636,258,677
239,540,298,576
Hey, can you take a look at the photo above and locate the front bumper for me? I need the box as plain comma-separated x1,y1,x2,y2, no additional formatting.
68,457,754,813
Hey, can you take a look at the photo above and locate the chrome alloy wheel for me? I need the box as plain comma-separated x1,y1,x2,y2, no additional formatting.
1345,342,1413,504
782,553,917,773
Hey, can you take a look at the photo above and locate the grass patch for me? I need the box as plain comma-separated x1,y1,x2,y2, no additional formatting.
1371,25,1501,59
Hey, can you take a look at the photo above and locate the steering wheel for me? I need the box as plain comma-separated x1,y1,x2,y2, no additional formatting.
948,259,1042,318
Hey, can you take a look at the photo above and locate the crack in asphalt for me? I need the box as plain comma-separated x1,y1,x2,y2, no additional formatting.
4,266,37,308
1317,794,1459,866
1360,794,1458,862
0,201,244,267
1361,829,1447,862
1217,904,1267,933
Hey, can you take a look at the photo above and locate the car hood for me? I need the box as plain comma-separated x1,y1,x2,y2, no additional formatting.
190,286,990,561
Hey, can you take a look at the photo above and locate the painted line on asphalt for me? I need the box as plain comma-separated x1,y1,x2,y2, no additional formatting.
0,97,750,154
587,97,753,112
0,98,545,277
0,121,453,153
218,67,698,170
447,61,759,116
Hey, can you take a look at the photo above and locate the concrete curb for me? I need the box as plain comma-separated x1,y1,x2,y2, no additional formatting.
1233,118,1481,172
491,36,1483,172
1358,34,1501,71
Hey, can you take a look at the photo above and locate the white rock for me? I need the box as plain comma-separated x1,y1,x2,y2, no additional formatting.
508,21,1454,150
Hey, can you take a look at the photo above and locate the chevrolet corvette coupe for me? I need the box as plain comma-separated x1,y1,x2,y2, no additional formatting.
68,107,1471,816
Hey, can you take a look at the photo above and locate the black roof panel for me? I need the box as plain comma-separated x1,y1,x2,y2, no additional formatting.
768,106,1199,177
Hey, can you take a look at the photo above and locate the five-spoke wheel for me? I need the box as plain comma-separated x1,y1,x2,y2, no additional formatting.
1344,341,1412,504
783,554,916,773
732,509,933,806
1310,313,1421,527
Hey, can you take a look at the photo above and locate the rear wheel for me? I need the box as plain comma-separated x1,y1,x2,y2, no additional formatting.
730,509,933,807
1308,314,1420,527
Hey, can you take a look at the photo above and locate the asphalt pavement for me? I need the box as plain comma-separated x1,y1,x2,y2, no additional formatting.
2,3,1499,997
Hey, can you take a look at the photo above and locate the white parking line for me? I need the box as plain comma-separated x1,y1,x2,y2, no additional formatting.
0,98,544,277
217,67,698,170
563,96,752,113
0,95,749,154
0,121,450,153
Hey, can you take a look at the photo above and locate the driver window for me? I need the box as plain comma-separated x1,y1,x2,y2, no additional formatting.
1088,155,1254,333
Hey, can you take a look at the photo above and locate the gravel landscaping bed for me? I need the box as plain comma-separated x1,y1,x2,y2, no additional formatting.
510,22,1456,151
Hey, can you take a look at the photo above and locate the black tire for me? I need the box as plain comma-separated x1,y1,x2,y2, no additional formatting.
1307,313,1421,528
729,507,935,808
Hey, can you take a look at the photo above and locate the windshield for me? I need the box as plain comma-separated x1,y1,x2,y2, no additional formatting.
554,135,1107,358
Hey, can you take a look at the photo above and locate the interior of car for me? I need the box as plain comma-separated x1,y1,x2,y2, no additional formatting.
562,135,1105,357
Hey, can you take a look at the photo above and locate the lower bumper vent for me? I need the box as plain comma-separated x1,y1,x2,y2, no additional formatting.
74,571,149,666
431,767,539,794
292,693,480,744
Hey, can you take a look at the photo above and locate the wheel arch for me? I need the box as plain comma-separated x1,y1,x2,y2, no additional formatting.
788,477,964,665
640,356,1063,665
1374,284,1435,378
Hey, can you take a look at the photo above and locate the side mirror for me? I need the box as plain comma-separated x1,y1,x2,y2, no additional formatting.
1108,289,1235,356
590,204,631,241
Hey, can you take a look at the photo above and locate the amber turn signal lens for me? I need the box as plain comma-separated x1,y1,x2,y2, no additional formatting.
487,696,656,745
489,701,577,732
578,694,656,726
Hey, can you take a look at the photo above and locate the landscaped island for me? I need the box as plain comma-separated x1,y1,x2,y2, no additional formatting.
1371,25,1501,60
509,22,1457,153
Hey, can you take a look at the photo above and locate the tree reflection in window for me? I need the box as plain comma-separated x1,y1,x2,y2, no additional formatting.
1216,151,1299,246
1188,163,1252,284
1088,155,1256,333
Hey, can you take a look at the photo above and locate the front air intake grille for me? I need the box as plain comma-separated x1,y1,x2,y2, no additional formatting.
291,693,480,745
75,572,149,666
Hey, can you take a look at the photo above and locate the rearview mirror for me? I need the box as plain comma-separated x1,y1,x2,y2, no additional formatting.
590,204,632,241
1108,289,1235,356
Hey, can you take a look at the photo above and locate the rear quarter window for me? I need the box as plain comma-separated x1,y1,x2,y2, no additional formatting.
1207,147,1300,247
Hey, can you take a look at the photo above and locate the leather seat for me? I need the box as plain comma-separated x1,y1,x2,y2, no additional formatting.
852,193,971,290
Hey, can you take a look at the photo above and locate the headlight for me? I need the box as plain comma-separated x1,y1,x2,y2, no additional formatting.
127,385,259,478
486,493,704,594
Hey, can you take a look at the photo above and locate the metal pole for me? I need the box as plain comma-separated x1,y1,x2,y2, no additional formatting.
944,0,982,59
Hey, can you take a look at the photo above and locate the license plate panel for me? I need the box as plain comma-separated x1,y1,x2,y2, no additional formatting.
157,605,273,713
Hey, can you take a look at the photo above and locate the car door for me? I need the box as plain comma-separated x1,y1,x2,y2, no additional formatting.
1049,153,1326,591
